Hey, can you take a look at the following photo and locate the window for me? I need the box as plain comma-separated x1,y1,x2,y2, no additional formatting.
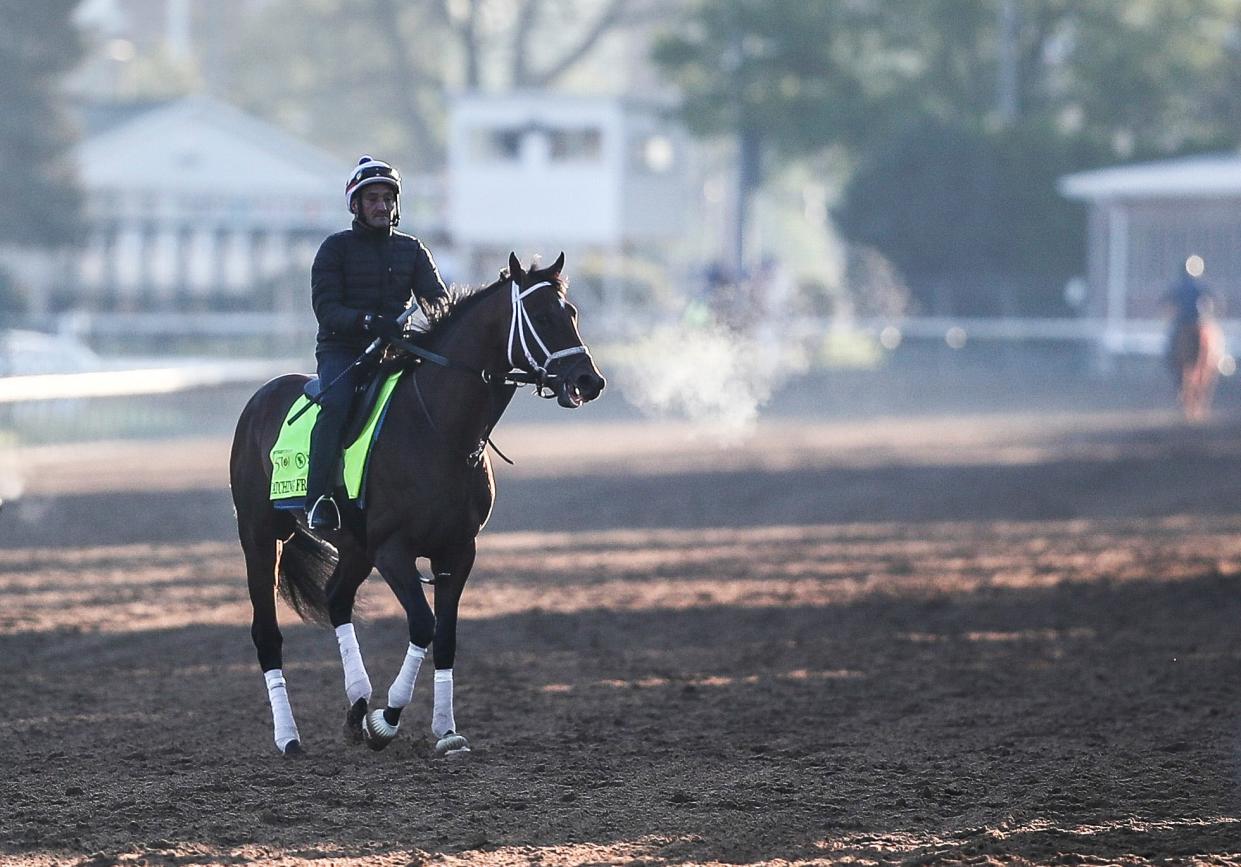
470,127,523,162
548,127,602,162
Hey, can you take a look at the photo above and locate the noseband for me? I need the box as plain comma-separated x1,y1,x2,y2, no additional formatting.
505,279,591,393
407,276,595,467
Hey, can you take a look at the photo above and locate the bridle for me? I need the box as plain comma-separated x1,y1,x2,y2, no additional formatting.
501,278,591,396
390,276,591,393
405,274,595,467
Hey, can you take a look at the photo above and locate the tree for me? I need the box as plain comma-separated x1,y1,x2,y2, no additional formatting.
654,0,1241,314
836,0,1241,312
223,0,659,172
835,117,1109,315
0,0,84,245
879,0,1241,155
652,0,886,270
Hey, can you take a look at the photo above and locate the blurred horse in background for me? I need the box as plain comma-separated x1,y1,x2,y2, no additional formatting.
1168,319,1223,421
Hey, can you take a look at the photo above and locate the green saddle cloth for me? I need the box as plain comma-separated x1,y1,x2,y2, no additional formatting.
269,370,404,504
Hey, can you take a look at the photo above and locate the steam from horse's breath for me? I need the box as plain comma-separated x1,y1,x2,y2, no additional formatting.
609,319,807,441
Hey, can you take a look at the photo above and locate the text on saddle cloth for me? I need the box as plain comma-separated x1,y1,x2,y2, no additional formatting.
269,370,405,504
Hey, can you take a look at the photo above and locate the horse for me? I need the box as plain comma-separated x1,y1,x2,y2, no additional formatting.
229,252,606,756
1168,318,1223,421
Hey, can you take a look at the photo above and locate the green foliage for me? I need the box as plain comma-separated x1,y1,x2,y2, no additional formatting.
0,0,84,245
835,118,1110,314
652,0,892,153
223,0,648,172
1041,0,1241,155
653,0,1241,314
221,0,452,168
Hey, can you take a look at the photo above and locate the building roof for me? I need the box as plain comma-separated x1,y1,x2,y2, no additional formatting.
1059,151,1241,201
74,94,344,199
72,98,170,138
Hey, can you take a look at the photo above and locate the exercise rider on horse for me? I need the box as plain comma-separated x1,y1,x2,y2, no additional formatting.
1165,256,1215,333
306,156,448,531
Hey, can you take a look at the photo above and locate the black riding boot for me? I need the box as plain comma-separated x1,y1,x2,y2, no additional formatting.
305,411,345,531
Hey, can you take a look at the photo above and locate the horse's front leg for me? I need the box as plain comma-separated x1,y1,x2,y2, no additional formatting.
358,537,436,751
429,540,475,756
240,519,303,756
325,544,377,744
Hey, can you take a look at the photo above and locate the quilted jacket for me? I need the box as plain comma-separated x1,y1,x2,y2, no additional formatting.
311,219,448,350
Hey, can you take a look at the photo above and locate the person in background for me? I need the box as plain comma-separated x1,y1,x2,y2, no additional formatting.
1164,254,1216,330
305,156,448,531
1163,254,1225,420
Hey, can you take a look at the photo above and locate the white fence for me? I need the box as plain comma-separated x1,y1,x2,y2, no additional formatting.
45,310,1216,352
0,313,1231,444
787,315,1234,357
0,359,295,404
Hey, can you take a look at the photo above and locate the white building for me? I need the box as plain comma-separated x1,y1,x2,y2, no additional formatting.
43,90,688,331
68,95,345,316
447,92,690,315
1060,153,1241,352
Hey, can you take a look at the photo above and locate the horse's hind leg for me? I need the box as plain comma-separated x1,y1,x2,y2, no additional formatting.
324,545,378,745
240,517,303,756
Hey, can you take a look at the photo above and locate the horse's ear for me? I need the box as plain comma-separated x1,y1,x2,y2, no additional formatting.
508,252,523,280
550,251,565,275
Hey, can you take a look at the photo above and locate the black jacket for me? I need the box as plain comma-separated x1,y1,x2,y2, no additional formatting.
311,220,448,349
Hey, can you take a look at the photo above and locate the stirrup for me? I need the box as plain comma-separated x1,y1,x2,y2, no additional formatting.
307,495,341,531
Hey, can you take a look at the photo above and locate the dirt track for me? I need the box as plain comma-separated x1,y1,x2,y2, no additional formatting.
2,391,1241,865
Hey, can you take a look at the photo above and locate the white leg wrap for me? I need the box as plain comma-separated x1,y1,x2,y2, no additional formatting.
387,643,427,710
335,623,372,705
263,668,300,752
432,668,456,737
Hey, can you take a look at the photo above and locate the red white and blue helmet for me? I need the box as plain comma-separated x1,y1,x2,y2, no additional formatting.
345,156,401,215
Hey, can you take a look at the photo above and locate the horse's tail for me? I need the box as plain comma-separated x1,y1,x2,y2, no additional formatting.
276,527,336,624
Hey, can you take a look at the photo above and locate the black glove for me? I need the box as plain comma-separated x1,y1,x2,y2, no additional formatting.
361,312,402,341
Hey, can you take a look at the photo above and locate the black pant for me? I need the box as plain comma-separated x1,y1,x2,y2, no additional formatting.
305,346,363,507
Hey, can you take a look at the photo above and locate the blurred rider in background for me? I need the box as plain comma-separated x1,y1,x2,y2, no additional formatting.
305,156,448,531
1165,254,1216,329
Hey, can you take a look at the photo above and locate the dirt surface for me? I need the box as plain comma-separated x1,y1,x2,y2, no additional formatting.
3,390,1241,865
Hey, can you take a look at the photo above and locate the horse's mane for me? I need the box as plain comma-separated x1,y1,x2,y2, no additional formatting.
405,265,567,344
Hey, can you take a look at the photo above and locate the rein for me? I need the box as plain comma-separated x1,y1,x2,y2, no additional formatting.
412,368,516,467
400,278,593,392
403,277,592,465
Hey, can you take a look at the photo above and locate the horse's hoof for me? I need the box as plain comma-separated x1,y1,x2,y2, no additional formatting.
435,732,470,757
281,739,306,758
363,709,399,752
344,697,368,744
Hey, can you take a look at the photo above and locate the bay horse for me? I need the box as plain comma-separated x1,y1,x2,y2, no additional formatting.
1168,318,1223,421
229,253,605,756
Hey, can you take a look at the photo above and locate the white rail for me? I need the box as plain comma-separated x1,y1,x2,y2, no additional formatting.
0,359,297,404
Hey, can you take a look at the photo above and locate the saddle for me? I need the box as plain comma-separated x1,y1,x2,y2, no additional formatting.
269,365,407,507
303,363,394,447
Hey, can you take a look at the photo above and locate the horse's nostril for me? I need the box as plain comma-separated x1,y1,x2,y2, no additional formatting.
576,372,604,397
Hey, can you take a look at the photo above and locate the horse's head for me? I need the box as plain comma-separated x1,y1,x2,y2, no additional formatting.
506,251,606,408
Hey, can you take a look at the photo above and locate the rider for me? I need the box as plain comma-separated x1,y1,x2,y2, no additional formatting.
305,155,448,531
1165,254,1216,328
1161,254,1219,383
